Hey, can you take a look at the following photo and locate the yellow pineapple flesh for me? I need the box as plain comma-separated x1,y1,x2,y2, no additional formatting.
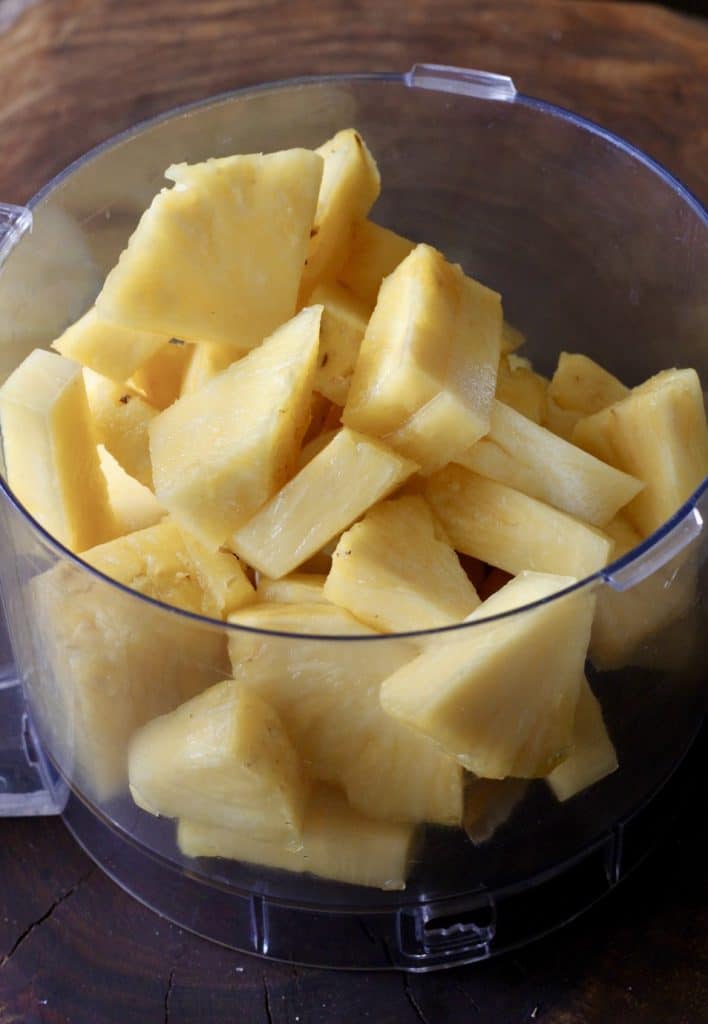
309,280,369,406
96,149,323,348
324,495,480,631
52,306,168,382
149,306,321,549
256,573,329,604
98,446,165,535
177,527,255,619
84,368,157,488
337,218,416,307
129,339,193,411
547,677,618,801
549,352,629,416
496,353,548,424
180,342,243,397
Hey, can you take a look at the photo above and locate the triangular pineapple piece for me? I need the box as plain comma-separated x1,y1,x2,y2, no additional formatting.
380,571,595,778
547,677,618,801
324,495,480,631
177,527,255,619
343,244,502,468
0,348,116,551
96,149,323,348
456,400,644,527
178,784,416,890
98,446,165,535
300,129,381,297
129,682,307,842
180,342,242,397
337,218,416,307
84,368,157,488
150,306,321,549
256,573,329,604
543,353,628,441
129,339,193,411
52,306,168,382
230,427,417,579
425,465,612,579
496,353,547,424
463,778,529,844
572,368,708,536
500,321,525,354
227,602,463,825
309,280,369,406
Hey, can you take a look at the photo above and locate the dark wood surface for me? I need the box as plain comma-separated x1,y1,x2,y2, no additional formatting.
0,2,706,1021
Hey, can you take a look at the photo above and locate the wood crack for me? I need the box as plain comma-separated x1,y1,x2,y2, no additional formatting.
163,967,175,1024
262,972,274,1024
403,975,430,1024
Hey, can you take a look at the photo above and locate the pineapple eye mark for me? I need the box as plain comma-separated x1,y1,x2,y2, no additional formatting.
119,394,131,405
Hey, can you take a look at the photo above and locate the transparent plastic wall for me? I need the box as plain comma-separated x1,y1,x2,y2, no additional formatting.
0,69,705,968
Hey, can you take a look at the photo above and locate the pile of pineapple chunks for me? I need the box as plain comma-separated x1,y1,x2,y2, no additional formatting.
2,129,707,891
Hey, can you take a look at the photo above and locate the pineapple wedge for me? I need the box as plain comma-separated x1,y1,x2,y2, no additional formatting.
84,368,157,488
27,522,227,799
426,465,612,578
500,321,525,354
178,528,255,619
178,784,415,890
309,280,369,405
343,244,502,466
129,682,307,841
98,446,165,535
455,400,644,527
96,149,323,348
496,353,547,424
337,218,416,307
300,129,381,297
324,495,480,631
464,778,529,845
257,573,329,604
380,571,595,778
547,677,618,801
230,428,417,579
0,348,116,551
589,514,697,670
52,306,168,382
180,342,241,397
129,339,193,411
227,602,464,825
297,427,340,471
150,306,321,549
572,368,708,536
548,352,629,417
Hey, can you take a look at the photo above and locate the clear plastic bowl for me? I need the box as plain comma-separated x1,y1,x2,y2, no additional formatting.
0,66,705,970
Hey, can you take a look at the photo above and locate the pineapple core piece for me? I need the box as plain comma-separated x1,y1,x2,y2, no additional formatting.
178,784,415,891
227,602,464,825
456,399,643,527
96,148,323,348
129,681,307,841
84,368,157,488
0,348,116,551
426,465,612,579
337,218,416,307
547,677,618,801
150,305,321,549
572,368,708,537
52,306,168,382
380,571,595,778
324,495,480,632
343,244,502,469
98,446,165,536
230,428,417,579
309,280,370,406
300,129,381,297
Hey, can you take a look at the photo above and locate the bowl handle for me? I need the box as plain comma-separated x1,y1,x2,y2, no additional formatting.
405,64,517,102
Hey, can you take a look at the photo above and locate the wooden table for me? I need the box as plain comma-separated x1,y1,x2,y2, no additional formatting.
0,2,706,1020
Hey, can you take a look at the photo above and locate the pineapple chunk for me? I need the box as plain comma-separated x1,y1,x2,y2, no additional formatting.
343,245,502,467
150,306,321,549
300,129,381,296
380,571,595,778
572,368,708,536
542,395,581,441
96,149,323,348
178,784,415,890
84,368,157,488
257,573,328,604
589,514,697,670
98,446,165,535
547,677,618,801
129,682,307,841
178,528,254,619
297,427,339,471
52,306,168,382
0,348,115,551
426,465,612,578
129,339,193,411
496,353,547,424
548,352,629,416
227,602,463,825
500,321,525,354
27,524,227,799
230,428,417,579
180,342,242,397
324,495,480,631
309,281,369,405
464,778,528,844
455,400,644,527
337,218,416,306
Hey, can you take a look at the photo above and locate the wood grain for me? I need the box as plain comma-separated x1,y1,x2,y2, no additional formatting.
0,1,705,1021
